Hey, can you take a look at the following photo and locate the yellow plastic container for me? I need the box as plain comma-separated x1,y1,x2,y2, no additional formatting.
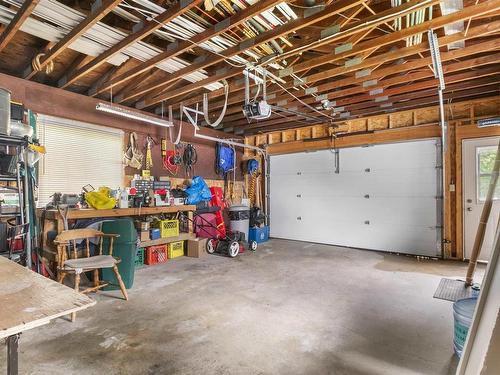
168,240,184,259
155,219,179,238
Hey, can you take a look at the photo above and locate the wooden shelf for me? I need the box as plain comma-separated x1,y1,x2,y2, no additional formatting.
37,205,196,220
139,232,196,248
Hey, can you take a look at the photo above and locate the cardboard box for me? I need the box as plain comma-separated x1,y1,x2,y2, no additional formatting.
187,238,207,258
140,230,150,242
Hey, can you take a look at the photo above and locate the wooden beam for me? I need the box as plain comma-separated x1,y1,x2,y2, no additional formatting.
249,96,500,136
172,0,500,113
194,35,500,122
342,78,499,114
138,0,441,108
237,66,500,131
58,0,204,89
136,66,242,108
0,0,39,53
23,0,122,79
53,54,93,85
284,0,500,76
210,20,500,116
95,0,287,97
124,0,368,105
266,124,442,155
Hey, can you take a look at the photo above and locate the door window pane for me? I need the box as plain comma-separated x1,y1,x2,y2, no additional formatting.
477,146,500,201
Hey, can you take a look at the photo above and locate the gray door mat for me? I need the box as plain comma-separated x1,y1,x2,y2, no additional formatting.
434,278,473,302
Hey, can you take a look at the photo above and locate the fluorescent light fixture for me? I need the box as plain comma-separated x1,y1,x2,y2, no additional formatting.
96,103,173,127
478,117,500,128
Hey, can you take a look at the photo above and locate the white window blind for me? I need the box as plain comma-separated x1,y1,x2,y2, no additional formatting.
37,114,124,207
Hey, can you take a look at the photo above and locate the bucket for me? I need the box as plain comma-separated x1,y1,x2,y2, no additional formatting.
453,297,477,358
228,205,250,241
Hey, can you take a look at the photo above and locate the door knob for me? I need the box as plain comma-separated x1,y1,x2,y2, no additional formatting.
467,207,472,212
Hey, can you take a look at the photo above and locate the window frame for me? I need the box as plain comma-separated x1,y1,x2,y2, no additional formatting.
476,145,499,203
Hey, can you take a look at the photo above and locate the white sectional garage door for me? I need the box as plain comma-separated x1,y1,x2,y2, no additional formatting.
270,139,442,257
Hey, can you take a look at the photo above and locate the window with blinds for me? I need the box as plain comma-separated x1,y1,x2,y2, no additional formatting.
37,114,124,207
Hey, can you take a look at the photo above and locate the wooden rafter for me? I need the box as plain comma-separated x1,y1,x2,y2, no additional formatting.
137,0,439,109
94,0,288,97
58,0,205,89
166,0,498,113
23,0,123,79
216,47,500,125
0,0,39,53
123,0,368,106
176,16,500,120
233,64,500,130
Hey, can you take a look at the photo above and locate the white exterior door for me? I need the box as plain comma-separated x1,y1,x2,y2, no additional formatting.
270,139,442,257
463,137,500,261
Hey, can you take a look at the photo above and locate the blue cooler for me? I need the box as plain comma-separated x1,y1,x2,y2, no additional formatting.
249,226,269,243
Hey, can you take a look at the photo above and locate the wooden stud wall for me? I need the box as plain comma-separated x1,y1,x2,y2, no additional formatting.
245,96,500,260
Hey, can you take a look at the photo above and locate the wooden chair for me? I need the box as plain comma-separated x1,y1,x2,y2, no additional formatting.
54,228,128,321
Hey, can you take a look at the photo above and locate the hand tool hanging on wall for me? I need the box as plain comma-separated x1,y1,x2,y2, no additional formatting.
123,132,143,170
144,136,155,170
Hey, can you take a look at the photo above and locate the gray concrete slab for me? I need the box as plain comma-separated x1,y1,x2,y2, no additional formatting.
0,239,484,375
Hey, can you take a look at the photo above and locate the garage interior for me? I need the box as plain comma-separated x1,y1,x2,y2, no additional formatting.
0,0,499,374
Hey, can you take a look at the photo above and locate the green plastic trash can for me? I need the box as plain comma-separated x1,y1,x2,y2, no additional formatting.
101,218,138,290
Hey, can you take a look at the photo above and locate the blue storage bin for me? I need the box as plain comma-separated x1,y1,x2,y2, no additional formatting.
249,226,269,243
150,228,161,240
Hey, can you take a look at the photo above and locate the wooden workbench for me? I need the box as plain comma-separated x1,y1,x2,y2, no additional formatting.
0,256,95,374
36,205,197,274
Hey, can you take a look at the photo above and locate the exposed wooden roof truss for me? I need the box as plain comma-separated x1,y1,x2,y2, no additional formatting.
0,0,498,134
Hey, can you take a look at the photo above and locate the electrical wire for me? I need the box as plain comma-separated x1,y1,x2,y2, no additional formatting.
272,79,336,121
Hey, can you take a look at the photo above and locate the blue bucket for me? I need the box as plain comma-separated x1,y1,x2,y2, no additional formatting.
453,297,477,358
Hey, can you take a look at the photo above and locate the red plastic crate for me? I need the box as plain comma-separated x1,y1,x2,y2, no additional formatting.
144,245,168,265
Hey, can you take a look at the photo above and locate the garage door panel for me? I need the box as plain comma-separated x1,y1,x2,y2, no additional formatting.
364,169,437,196
273,217,438,255
294,169,437,198
270,139,441,257
298,196,437,227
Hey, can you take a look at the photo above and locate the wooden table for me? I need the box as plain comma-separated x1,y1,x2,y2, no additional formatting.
0,257,95,375
37,206,197,273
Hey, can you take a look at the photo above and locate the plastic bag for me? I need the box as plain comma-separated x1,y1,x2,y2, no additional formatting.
85,187,117,210
185,176,212,205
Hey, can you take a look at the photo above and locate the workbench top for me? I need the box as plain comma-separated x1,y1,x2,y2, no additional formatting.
37,205,196,220
0,257,95,339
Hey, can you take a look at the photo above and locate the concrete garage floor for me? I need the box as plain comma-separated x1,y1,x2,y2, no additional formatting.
1,239,485,375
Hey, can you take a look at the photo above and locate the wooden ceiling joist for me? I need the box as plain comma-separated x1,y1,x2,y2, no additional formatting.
0,0,39,53
194,22,500,122
228,59,500,129
187,40,500,126
58,0,205,89
23,0,123,80
96,0,288,98
125,0,368,106
178,7,500,116
138,0,440,109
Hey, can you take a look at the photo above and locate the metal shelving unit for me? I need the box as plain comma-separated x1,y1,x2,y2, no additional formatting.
0,134,30,266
